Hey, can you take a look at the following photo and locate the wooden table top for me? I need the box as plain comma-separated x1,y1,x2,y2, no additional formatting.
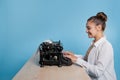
13,51,91,80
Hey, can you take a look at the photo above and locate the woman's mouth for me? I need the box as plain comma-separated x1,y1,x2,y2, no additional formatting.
88,33,92,38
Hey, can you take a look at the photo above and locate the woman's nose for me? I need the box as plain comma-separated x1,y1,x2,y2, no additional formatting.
86,29,88,33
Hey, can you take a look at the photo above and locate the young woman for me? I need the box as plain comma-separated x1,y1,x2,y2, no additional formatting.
63,12,116,80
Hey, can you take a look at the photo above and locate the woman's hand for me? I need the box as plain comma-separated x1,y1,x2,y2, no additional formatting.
62,51,78,63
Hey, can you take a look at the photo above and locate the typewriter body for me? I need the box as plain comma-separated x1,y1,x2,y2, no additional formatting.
39,40,72,67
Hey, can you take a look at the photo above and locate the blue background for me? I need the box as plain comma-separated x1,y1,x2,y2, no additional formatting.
0,0,120,80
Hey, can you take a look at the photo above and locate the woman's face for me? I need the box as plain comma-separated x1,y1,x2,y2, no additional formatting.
86,21,99,38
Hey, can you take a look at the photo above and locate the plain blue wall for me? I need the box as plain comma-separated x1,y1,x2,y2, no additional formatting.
0,0,120,80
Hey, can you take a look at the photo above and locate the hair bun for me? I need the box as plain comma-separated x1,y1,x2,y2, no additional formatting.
96,12,107,22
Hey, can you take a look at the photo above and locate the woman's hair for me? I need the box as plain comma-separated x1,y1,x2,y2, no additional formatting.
87,12,107,31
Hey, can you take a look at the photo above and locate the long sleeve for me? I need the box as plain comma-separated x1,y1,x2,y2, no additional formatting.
75,54,83,59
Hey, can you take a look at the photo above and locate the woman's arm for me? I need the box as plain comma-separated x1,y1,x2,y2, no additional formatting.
75,43,113,78
63,43,113,78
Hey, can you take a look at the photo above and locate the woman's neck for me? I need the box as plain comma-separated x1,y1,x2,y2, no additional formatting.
94,32,104,42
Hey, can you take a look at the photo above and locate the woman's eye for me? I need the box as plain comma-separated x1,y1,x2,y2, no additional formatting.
87,27,91,30
86,26,91,30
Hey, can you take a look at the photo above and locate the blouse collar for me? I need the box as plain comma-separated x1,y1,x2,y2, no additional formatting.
92,36,106,47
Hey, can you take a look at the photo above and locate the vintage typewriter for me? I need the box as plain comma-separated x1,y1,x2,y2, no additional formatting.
39,40,72,67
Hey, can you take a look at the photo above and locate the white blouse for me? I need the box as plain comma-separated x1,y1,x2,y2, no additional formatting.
75,37,116,80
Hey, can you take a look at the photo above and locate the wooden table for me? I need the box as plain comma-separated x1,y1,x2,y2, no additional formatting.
13,51,91,80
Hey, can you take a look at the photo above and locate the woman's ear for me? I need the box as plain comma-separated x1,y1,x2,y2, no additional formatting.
96,25,102,31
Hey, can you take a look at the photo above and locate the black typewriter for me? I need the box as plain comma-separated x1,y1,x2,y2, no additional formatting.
39,40,72,67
